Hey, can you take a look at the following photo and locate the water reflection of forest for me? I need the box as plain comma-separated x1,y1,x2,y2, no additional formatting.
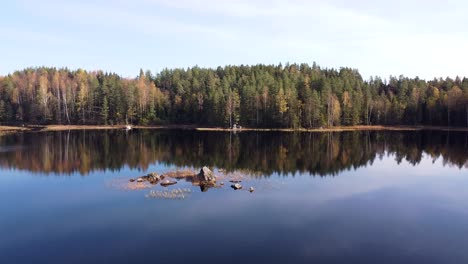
0,130,467,176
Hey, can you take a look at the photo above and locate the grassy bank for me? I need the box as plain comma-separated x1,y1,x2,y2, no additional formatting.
1,125,468,134
196,125,468,132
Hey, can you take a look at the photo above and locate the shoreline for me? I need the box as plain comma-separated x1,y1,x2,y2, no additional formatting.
1,125,468,134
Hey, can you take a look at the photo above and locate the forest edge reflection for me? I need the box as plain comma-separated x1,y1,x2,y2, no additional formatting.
0,129,467,176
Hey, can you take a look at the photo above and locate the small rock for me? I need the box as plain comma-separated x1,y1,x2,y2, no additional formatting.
137,178,143,182
220,182,224,185
229,180,242,183
129,178,135,182
231,183,242,190
249,187,255,193
160,179,177,187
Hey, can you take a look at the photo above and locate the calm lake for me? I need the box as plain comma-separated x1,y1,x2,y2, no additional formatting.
1,130,468,264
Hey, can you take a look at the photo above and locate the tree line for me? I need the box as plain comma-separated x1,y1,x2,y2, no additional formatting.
1,63,468,127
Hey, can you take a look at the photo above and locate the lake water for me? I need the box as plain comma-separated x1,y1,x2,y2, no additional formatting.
0,130,467,264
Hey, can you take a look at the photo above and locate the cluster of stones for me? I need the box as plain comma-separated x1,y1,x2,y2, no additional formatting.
131,167,255,194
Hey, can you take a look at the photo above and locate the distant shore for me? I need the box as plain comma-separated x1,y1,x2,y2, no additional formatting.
1,124,468,134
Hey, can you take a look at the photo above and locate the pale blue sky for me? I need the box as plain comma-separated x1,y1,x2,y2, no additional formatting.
1,0,467,79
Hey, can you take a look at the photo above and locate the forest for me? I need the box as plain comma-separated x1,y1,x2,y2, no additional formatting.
0,63,467,128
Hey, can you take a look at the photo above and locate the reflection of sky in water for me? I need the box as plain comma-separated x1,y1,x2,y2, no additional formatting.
0,145,24,153
1,153,468,263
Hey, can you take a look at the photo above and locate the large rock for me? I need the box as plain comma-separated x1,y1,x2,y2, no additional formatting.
147,172,161,181
142,172,161,184
198,167,216,182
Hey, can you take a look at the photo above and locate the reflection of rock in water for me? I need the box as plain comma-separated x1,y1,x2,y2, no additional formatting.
146,188,192,200
199,182,219,192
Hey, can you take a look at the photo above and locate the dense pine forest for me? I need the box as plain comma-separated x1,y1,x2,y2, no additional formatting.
0,63,467,128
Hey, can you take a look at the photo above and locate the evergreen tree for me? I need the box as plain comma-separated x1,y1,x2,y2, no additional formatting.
101,97,109,125
0,100,6,123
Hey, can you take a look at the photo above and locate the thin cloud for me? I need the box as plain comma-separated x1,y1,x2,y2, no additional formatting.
5,0,468,79
19,0,237,39
0,26,68,44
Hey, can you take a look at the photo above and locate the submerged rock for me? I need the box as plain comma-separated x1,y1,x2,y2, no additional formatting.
198,166,216,182
160,179,177,187
129,178,135,182
146,188,192,200
229,180,242,183
231,183,242,190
